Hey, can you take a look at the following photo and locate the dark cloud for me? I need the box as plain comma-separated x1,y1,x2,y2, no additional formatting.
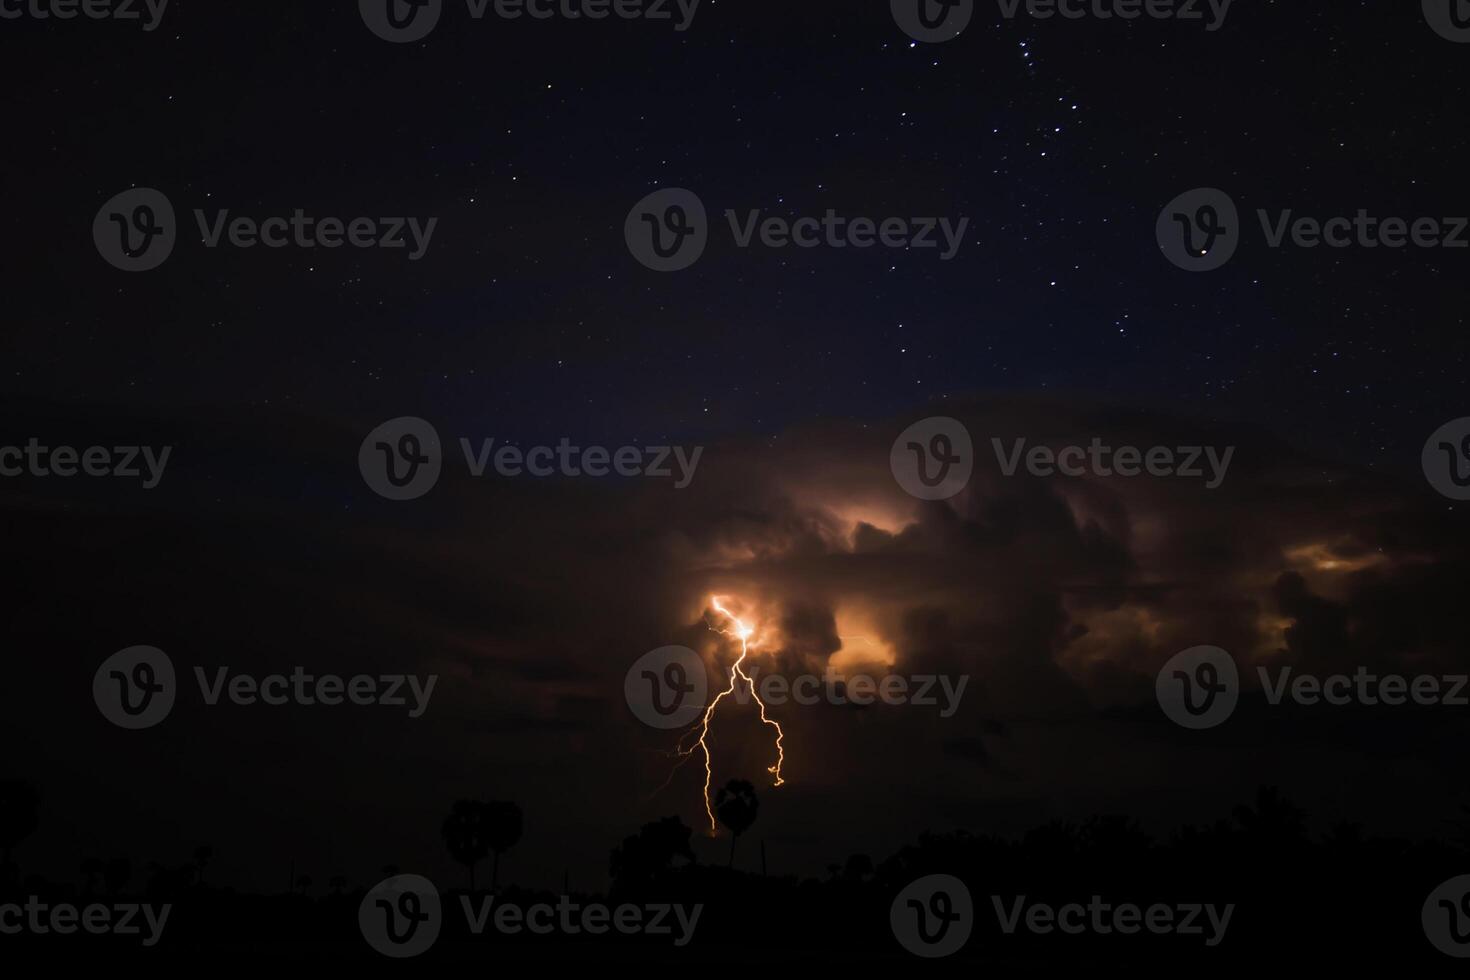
6,394,1470,892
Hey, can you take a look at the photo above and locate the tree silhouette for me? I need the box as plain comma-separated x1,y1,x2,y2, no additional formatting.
193,845,213,887
1233,785,1306,849
715,779,759,868
0,779,39,879
4,782,1467,965
442,799,522,892
484,800,523,891
442,800,493,892
80,857,105,895
610,816,695,888
104,858,131,897
1324,820,1365,854
842,853,873,882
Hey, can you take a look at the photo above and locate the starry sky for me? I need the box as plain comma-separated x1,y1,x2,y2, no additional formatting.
3,1,1465,464
5,0,1470,908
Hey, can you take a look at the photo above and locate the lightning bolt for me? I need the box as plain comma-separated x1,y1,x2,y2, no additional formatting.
673,596,786,835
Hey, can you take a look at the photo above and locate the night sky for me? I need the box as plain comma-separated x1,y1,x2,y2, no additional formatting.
4,1,1464,453
4,0,1470,965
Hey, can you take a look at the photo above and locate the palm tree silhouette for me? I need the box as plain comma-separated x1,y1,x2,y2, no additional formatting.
715,779,759,868
193,845,213,887
80,857,105,895
485,800,523,891
442,799,522,892
104,858,131,897
442,800,493,892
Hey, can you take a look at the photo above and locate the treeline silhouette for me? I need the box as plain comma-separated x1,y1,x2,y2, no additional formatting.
0,776,1463,965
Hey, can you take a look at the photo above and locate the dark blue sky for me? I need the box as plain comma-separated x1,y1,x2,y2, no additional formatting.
2,1,1465,471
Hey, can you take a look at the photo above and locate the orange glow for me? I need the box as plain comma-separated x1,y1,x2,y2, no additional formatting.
830,501,913,537
1285,543,1387,574
831,607,898,672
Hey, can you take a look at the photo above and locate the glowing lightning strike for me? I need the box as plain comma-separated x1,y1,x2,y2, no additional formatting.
675,596,786,836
